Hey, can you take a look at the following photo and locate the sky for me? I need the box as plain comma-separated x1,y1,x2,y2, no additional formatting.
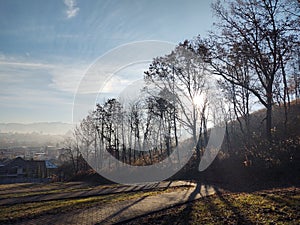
0,0,214,124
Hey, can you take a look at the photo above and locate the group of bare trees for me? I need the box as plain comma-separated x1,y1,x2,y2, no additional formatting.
67,40,216,170
66,0,299,172
205,0,299,141
145,41,216,164
70,97,179,168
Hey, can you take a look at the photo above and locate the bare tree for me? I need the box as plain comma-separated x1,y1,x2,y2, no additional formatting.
205,0,300,141
145,40,211,163
288,47,300,102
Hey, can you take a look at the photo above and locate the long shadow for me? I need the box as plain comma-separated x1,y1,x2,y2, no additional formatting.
183,181,204,224
171,180,229,225
162,180,172,190
118,181,201,225
214,187,255,224
187,181,231,225
0,182,173,206
179,178,254,224
257,189,299,207
0,182,42,193
116,181,225,225
95,195,148,224
188,181,203,202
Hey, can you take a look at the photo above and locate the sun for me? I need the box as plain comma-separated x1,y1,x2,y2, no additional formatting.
193,93,206,108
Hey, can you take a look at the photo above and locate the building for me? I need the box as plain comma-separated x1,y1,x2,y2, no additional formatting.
0,157,57,184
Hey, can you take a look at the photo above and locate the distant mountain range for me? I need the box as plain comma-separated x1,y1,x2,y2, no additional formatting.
0,122,74,135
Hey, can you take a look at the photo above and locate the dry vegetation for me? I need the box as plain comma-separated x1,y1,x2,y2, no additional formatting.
0,182,189,224
126,187,300,225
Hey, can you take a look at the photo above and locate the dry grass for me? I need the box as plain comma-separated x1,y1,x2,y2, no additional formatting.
0,184,188,224
127,187,300,225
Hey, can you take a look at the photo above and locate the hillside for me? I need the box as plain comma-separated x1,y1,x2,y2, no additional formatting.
171,100,300,191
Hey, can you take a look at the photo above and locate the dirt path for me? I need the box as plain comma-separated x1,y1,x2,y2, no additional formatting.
13,183,215,225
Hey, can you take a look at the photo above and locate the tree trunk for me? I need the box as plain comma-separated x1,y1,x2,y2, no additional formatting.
266,100,272,142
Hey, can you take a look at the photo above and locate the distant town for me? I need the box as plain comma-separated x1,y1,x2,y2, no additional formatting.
0,145,69,162
0,125,73,183
0,122,73,158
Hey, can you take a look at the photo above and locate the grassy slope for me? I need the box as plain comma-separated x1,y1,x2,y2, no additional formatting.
172,100,300,190
0,183,188,224
126,187,300,225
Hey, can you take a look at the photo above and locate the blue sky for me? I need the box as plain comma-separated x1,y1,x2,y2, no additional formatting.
0,0,214,123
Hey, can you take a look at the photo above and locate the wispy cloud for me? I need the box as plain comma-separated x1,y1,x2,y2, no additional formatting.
0,60,53,69
0,57,77,122
63,0,79,19
0,57,85,94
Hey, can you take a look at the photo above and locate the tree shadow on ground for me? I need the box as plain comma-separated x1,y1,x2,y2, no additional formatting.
184,181,223,225
185,182,254,224
214,187,255,224
96,196,148,224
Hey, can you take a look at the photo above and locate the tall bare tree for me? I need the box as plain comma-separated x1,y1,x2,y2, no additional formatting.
145,40,210,163
204,0,300,141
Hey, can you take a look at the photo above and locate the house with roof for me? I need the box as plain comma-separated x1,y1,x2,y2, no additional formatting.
0,157,58,183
